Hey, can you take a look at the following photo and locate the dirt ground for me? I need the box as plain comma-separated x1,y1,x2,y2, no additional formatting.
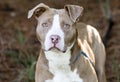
0,0,120,82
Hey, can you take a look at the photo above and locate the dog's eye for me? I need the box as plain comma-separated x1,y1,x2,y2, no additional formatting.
42,23,48,27
63,24,70,29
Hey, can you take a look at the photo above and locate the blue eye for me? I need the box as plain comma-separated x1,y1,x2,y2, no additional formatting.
42,23,48,27
64,24,70,29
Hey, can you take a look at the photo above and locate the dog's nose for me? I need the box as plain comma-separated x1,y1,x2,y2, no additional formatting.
50,35,60,44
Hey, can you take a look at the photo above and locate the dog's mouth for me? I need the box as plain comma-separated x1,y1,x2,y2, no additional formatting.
45,47,66,53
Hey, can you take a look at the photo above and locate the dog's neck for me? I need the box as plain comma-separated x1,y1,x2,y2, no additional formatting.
68,40,82,69
44,40,81,73
44,41,83,82
44,50,71,74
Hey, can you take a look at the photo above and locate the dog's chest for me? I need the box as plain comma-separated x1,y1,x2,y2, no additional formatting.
45,51,83,82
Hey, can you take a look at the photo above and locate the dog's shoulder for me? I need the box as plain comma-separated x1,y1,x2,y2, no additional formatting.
76,22,102,46
76,22,99,36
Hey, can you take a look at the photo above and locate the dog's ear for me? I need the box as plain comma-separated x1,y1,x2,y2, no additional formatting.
64,5,83,22
28,3,49,19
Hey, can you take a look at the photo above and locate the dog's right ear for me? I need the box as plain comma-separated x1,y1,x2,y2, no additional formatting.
28,3,49,19
64,5,83,23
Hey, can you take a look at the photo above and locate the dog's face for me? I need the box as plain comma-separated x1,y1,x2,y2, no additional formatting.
28,3,83,52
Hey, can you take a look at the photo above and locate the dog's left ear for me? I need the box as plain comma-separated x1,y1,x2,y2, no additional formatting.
27,3,49,19
64,5,83,22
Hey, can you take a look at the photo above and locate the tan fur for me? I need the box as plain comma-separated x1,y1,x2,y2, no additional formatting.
28,3,106,82
35,23,106,82
36,41,99,82
76,23,106,82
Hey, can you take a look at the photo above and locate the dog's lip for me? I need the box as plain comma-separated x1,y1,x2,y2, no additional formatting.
45,47,66,53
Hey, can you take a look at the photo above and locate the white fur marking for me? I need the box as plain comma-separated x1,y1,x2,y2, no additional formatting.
44,14,64,51
45,51,83,82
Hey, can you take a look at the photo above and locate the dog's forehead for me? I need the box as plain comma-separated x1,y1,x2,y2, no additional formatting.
38,8,68,20
53,9,70,18
51,9,72,23
52,8,65,14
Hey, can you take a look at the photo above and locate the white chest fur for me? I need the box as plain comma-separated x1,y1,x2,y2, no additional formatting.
44,51,83,82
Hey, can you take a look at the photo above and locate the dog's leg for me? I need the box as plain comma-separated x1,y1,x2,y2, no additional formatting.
96,66,106,82
87,26,107,82
94,42,106,82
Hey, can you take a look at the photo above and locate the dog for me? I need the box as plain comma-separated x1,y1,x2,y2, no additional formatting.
28,3,106,82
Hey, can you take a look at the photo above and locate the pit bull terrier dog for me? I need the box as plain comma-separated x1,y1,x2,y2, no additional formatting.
28,3,106,82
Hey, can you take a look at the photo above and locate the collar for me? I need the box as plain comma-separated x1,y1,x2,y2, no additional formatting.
72,51,94,67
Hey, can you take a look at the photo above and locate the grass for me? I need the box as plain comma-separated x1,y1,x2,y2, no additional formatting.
4,49,36,82
15,29,36,82
13,54,36,82
4,29,36,82
112,61,120,82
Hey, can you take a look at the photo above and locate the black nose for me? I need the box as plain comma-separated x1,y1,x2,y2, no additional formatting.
50,35,60,44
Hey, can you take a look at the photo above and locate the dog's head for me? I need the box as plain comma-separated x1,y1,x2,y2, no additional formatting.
28,3,83,53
